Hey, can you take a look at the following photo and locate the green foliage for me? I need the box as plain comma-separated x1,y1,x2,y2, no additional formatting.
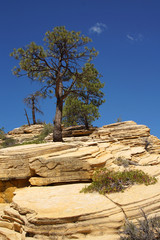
22,123,54,144
114,157,139,168
116,117,122,122
81,168,157,195
114,157,130,168
37,123,54,140
10,26,98,97
1,138,17,148
63,63,105,128
10,26,99,141
120,210,160,240
0,127,5,140
0,127,17,148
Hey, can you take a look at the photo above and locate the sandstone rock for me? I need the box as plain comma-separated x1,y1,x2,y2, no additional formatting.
6,124,45,144
0,121,160,239
108,176,160,221
0,227,22,240
1,121,160,188
1,177,160,239
0,143,77,181
91,121,150,140
45,125,96,142
0,184,124,239
7,124,44,136
29,145,99,184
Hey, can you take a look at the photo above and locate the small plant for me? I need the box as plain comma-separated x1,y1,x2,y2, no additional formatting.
81,168,157,195
114,157,130,168
116,117,122,122
21,123,54,145
0,127,17,148
1,137,17,148
120,210,160,240
0,127,6,140
114,157,139,168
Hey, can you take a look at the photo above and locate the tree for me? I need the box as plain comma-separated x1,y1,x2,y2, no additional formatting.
10,26,98,141
24,93,43,125
62,63,105,129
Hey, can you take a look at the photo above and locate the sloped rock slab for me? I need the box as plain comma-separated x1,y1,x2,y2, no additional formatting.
0,184,124,239
1,180,160,239
108,176,160,221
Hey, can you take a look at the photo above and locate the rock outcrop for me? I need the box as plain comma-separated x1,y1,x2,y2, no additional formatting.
4,124,96,145
6,124,44,143
0,121,160,239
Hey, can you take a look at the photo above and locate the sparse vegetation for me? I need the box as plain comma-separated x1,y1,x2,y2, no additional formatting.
0,127,5,140
36,123,54,141
81,168,157,195
21,123,54,144
120,210,160,240
114,157,130,168
114,157,139,168
1,138,17,148
0,127,17,148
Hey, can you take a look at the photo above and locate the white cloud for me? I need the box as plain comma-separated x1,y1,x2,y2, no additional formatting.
89,23,107,34
127,33,144,42
126,34,134,41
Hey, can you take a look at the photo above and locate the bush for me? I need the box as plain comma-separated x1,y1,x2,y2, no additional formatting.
81,168,157,195
120,210,160,240
0,127,17,148
1,137,17,148
21,123,54,144
114,157,130,168
0,127,6,140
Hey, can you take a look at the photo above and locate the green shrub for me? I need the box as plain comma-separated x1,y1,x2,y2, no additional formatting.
39,123,54,139
0,127,6,140
1,137,17,148
0,127,17,148
81,168,157,195
120,210,160,240
21,123,54,145
114,157,130,168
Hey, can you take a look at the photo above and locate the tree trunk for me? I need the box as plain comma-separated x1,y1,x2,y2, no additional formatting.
53,98,63,141
84,114,89,130
24,109,30,126
32,96,36,124
53,79,63,142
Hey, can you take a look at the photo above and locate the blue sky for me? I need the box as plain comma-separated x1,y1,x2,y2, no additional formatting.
1,0,160,138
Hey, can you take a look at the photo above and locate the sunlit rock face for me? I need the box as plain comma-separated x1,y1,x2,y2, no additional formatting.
0,121,160,239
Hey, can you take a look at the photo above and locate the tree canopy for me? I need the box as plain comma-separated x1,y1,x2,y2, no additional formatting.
10,26,99,141
63,63,105,129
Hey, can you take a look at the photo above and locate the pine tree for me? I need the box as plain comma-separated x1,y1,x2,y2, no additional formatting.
63,63,105,129
10,26,98,141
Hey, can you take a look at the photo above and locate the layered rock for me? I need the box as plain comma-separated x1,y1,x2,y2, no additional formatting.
0,121,160,239
6,124,44,143
0,178,160,239
1,121,160,187
5,124,96,144
91,121,160,154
